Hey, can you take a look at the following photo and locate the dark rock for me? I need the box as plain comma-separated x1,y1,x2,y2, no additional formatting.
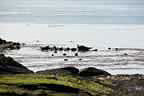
79,58,82,61
0,38,6,44
64,58,68,61
58,47,64,51
7,43,21,50
63,53,67,56
64,47,70,51
61,67,79,74
40,46,50,51
75,53,78,56
0,38,21,50
108,48,111,50
115,48,119,51
71,48,77,51
79,67,111,77
0,54,33,74
37,67,79,75
124,53,128,56
92,49,98,51
77,45,92,52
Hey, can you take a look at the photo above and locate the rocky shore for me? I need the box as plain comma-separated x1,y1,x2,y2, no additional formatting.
0,38,21,51
0,38,144,96
0,54,33,74
0,54,144,96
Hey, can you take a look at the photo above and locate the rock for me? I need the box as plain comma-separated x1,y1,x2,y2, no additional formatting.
124,53,128,56
115,48,119,51
61,67,79,74
79,67,111,77
51,54,54,56
74,53,78,56
58,47,64,51
77,45,92,52
63,53,67,56
108,48,111,50
40,46,50,51
71,48,77,52
0,38,21,50
64,58,68,61
64,47,70,51
0,38,7,44
0,54,33,74
37,67,79,75
92,49,98,51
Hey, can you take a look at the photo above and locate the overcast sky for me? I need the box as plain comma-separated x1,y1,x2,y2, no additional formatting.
0,0,144,24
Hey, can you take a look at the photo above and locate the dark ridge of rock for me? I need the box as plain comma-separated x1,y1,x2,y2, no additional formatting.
37,67,79,75
40,46,50,51
18,84,80,93
61,67,79,74
0,38,7,44
79,67,111,77
0,54,33,74
0,38,21,50
77,45,92,52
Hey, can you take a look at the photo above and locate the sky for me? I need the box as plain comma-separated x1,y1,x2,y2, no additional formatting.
0,0,144,48
0,0,144,24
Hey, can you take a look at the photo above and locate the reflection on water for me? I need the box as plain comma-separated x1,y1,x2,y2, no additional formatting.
4,43,144,75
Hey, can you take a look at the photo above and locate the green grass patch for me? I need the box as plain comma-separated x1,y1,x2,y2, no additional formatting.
0,74,113,96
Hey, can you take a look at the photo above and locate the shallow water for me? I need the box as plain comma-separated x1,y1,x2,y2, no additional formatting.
3,43,144,75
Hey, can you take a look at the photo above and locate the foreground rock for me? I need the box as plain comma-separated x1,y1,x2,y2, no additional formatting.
0,54,33,74
107,75,144,96
80,67,111,77
37,67,79,75
37,67,111,77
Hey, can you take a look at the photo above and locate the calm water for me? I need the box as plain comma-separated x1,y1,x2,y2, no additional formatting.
1,0,144,74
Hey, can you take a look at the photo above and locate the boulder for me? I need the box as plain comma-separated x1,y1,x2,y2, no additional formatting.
40,46,50,51
70,48,77,51
0,54,33,74
37,67,79,75
77,45,92,52
0,38,6,44
79,67,111,77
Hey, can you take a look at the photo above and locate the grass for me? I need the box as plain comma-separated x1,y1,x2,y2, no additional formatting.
0,74,113,96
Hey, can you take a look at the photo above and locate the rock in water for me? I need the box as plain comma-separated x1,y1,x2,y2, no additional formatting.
79,67,111,76
77,45,92,52
0,54,33,74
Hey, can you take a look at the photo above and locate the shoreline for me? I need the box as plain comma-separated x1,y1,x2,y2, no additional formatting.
1,39,144,96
